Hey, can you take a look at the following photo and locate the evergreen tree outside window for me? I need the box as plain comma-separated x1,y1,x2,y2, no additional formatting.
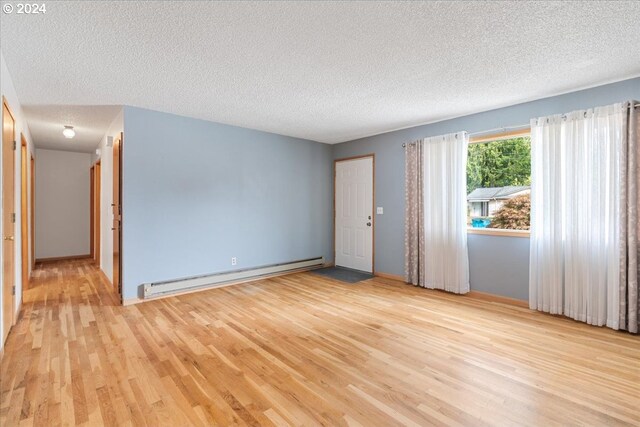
466,136,531,231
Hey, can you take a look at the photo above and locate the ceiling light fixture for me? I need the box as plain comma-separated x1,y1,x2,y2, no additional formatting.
63,125,75,139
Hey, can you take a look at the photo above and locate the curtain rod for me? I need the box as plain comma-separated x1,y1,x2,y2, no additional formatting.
402,102,639,147
402,125,527,147
467,124,529,138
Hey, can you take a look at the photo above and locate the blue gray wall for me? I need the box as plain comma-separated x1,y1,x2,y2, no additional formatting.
119,78,639,302
333,77,640,301
121,106,333,300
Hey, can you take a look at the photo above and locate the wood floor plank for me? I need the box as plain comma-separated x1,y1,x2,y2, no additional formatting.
1,259,639,426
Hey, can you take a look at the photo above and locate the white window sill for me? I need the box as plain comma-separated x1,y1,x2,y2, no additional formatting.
467,228,530,238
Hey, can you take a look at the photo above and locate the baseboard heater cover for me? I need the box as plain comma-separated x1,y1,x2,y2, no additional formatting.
143,256,324,299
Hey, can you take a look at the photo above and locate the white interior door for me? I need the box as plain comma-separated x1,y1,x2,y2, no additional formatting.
335,157,373,272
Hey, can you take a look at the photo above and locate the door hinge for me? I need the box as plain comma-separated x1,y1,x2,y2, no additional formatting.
11,213,16,223
12,286,15,296
13,140,17,150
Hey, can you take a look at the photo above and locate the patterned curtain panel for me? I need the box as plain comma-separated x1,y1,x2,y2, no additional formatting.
620,101,640,333
404,140,424,285
404,132,470,294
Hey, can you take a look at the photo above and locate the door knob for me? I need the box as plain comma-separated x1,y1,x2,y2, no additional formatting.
4,236,14,241
366,222,372,227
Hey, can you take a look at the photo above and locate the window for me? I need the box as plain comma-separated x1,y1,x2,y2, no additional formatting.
466,131,531,234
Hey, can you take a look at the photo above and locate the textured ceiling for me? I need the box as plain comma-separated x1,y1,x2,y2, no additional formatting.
2,1,640,146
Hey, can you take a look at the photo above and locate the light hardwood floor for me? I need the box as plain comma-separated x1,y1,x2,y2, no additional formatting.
1,259,639,426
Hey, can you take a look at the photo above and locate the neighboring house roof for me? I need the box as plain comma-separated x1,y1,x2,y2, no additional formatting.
467,186,530,202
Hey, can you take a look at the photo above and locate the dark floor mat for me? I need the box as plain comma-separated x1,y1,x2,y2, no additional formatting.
310,266,373,283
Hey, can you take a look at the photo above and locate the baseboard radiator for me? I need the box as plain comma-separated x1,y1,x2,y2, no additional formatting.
143,256,324,299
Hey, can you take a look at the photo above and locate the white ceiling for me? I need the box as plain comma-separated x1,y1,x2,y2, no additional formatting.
22,105,121,152
1,1,640,147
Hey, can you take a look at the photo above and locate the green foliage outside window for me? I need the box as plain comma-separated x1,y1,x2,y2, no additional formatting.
467,137,532,230
467,137,531,194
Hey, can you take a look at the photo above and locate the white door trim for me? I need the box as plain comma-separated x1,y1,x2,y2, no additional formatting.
334,154,374,273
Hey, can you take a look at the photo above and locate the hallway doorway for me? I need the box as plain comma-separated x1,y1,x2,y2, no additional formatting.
20,135,28,292
91,160,101,265
112,133,122,300
2,97,16,344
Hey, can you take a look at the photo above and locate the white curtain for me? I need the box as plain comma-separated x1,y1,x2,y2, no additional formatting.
421,132,470,294
530,103,624,328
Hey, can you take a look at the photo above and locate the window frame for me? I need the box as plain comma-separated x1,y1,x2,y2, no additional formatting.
466,128,532,238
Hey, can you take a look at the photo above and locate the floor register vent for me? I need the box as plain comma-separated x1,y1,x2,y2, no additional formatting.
143,257,324,299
